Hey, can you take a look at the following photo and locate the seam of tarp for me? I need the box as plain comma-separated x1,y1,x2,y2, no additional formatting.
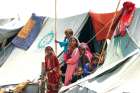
0,43,14,67
74,13,89,37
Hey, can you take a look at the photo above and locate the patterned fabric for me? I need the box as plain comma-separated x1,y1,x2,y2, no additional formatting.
17,19,35,39
12,13,44,50
64,48,80,86
114,1,136,37
45,54,60,93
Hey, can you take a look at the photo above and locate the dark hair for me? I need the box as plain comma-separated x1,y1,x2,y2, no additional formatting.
69,36,79,47
45,46,53,52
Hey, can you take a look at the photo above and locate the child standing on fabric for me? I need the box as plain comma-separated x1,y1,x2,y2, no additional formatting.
44,46,60,93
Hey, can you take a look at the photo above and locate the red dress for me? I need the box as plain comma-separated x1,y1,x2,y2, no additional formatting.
45,54,60,93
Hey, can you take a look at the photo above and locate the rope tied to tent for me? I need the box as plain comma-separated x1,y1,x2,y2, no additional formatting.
87,19,112,44
98,0,122,64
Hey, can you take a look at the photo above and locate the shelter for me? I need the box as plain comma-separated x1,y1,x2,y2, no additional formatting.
0,1,140,93
59,8,140,93
0,13,89,86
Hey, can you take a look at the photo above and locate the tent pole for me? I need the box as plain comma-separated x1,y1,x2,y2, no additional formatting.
99,0,122,64
55,0,57,55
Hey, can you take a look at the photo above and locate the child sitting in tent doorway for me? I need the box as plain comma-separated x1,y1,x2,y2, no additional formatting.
55,28,73,83
71,66,85,83
70,43,96,84
44,46,60,93
78,43,94,76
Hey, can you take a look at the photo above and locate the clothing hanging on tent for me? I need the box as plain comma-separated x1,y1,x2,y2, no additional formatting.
12,13,45,50
89,11,122,40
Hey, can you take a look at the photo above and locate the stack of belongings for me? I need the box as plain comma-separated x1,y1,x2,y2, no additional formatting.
0,88,5,93
13,80,30,93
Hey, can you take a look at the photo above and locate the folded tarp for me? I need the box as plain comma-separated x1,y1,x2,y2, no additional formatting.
0,43,14,67
89,11,122,40
1,84,39,93
12,13,44,50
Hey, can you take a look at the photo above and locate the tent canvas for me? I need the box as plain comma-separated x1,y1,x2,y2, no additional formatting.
0,13,88,86
12,14,45,50
0,15,29,44
59,8,140,93
1,0,140,92
0,43,14,66
61,53,140,93
127,7,140,47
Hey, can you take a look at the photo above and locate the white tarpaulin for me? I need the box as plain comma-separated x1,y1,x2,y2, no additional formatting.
59,8,140,93
0,13,88,86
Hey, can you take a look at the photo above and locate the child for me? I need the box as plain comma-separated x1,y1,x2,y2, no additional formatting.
71,66,85,83
55,28,73,53
78,43,94,76
55,28,73,83
64,36,80,86
44,46,60,93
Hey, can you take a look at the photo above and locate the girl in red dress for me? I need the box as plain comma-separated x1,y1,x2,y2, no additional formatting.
45,46,60,93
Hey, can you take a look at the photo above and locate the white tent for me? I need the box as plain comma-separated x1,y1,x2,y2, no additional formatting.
1,0,140,92
0,13,88,86
59,8,140,93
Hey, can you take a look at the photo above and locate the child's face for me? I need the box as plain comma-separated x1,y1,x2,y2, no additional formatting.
65,33,72,39
65,33,69,38
70,38,77,47
77,67,83,76
45,49,52,55
79,47,85,55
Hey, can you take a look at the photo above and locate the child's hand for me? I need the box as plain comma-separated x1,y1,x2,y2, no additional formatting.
59,70,62,75
55,40,59,43
44,75,48,80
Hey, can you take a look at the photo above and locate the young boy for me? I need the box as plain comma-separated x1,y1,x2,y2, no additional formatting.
55,28,73,53
71,67,85,83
